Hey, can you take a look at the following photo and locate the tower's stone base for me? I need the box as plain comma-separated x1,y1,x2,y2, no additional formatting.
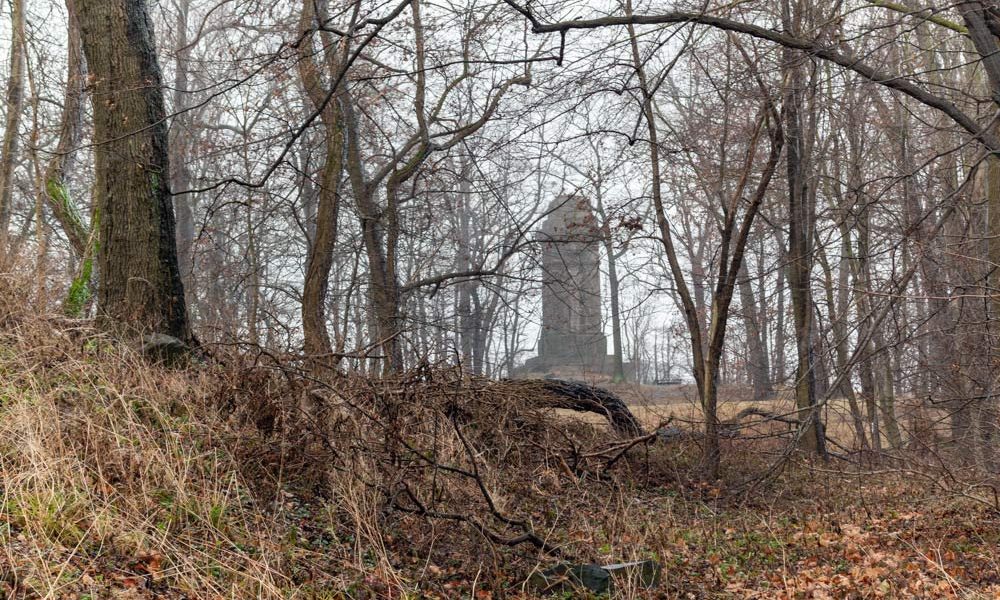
515,354,636,383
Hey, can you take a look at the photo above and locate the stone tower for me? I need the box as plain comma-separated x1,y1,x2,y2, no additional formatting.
533,194,607,370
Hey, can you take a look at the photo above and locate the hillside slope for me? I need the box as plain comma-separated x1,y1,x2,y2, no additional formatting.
1,310,998,598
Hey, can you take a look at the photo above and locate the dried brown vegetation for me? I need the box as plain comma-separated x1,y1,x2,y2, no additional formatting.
1,294,998,598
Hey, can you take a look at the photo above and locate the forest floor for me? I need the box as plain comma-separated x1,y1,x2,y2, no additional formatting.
0,317,997,598
5,443,999,599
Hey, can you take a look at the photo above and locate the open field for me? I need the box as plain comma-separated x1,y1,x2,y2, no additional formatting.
555,382,939,452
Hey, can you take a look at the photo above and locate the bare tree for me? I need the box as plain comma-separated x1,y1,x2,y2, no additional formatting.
0,0,26,261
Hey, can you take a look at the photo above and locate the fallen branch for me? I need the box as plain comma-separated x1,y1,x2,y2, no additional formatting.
728,407,800,427
516,379,644,437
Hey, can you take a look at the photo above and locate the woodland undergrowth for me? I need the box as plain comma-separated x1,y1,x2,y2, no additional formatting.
0,293,998,598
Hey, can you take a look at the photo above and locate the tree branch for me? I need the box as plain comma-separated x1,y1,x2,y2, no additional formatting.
501,1,1000,153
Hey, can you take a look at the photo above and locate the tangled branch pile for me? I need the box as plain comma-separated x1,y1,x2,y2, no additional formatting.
222,359,661,553
0,298,677,597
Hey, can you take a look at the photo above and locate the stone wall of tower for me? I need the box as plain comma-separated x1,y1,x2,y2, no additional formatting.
536,195,607,367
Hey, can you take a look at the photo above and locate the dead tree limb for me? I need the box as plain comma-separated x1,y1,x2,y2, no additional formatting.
518,379,644,437
729,407,801,427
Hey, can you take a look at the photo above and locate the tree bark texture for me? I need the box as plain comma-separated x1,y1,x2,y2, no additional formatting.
0,0,26,259
76,0,189,339
298,0,347,370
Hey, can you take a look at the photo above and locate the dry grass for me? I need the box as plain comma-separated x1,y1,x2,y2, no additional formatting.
0,313,294,597
590,383,946,452
0,297,642,597
0,293,997,598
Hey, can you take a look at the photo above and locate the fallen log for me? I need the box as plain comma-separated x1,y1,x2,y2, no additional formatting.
724,407,799,433
518,379,643,437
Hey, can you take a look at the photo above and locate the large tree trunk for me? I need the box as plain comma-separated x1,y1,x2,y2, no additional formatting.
824,164,868,450
343,94,404,372
76,0,189,339
983,144,1000,470
0,0,26,259
297,0,347,371
782,0,825,457
964,3,1000,470
785,86,822,454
